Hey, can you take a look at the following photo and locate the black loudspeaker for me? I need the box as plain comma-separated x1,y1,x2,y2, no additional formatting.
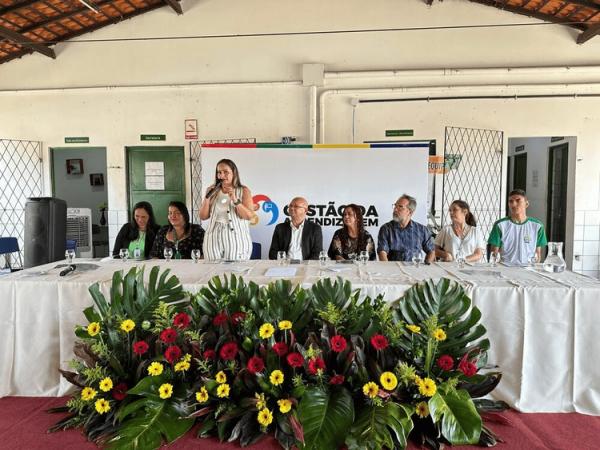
24,197,67,268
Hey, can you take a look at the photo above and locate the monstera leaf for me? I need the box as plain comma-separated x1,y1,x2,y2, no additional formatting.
106,376,194,450
193,274,259,316
428,389,482,445
258,279,313,329
346,402,413,450
88,266,184,322
311,277,357,311
296,387,354,450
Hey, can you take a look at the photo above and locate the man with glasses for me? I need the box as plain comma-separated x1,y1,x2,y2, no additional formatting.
377,194,435,263
268,197,323,260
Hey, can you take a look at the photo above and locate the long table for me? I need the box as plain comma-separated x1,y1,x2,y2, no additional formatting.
1,259,599,414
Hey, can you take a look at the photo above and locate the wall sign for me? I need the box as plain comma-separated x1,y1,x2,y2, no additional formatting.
65,137,89,144
386,129,414,137
185,119,198,140
515,145,525,153
141,134,166,141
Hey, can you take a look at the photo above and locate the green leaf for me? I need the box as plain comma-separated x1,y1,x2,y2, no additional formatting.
428,389,482,445
346,401,413,450
297,387,354,450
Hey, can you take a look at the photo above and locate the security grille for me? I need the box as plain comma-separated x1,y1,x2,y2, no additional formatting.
189,138,256,224
0,139,43,267
442,127,503,241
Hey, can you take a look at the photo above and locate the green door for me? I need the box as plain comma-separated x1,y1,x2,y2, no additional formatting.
127,146,185,227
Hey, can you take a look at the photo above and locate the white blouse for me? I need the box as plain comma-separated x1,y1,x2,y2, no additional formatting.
434,225,486,258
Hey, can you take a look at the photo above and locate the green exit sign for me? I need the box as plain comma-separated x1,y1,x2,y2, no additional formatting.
386,129,414,137
141,134,166,141
65,137,89,144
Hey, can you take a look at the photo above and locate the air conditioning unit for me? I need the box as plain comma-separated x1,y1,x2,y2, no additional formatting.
66,208,93,258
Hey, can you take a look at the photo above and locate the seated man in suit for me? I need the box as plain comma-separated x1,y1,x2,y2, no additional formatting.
269,197,322,260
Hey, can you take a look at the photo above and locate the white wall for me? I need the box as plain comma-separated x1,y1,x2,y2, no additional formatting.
2,0,600,274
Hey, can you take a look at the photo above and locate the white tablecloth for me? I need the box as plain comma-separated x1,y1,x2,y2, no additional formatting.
1,259,599,414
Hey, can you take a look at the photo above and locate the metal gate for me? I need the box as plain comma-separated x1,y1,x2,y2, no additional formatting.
189,138,256,223
0,139,44,267
442,127,503,241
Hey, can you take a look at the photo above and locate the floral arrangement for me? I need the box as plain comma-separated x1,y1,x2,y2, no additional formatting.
50,266,506,449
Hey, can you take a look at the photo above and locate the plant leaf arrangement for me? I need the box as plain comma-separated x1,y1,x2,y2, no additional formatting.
50,267,506,450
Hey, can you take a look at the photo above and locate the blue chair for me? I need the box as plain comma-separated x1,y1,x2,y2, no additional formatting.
251,242,262,260
0,237,23,271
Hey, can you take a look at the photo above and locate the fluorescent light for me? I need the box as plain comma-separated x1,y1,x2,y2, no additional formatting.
78,0,100,14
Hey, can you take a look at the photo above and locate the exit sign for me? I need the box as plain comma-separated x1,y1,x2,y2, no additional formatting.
386,129,414,137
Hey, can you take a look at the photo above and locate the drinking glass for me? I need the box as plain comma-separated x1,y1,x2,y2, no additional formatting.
456,251,466,269
528,253,538,267
191,249,201,263
277,251,288,266
65,249,75,264
164,247,173,261
319,250,328,267
358,250,369,266
133,247,142,260
411,252,423,268
490,251,500,267
119,248,129,262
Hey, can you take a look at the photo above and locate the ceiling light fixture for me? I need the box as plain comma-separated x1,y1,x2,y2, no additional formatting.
78,0,100,14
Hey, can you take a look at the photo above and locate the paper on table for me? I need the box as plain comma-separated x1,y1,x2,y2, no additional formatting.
264,267,298,277
322,266,352,273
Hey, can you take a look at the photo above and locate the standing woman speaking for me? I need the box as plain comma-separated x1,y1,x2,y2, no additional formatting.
200,159,254,260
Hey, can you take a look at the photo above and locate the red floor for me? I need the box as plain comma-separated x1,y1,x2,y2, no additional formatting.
1,396,599,449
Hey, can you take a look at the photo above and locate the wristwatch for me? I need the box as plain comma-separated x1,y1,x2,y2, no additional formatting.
233,199,242,206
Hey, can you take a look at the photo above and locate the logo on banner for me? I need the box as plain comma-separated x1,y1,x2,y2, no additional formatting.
251,195,279,226
282,202,379,227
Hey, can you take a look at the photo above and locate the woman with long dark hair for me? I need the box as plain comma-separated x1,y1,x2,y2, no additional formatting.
327,204,376,261
112,201,160,259
434,199,485,262
199,159,254,260
150,201,204,259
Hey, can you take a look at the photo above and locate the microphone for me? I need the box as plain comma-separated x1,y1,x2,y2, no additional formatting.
60,264,76,276
205,181,222,199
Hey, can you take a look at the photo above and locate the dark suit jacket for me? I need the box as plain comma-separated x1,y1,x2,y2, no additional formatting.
268,219,323,260
112,223,160,259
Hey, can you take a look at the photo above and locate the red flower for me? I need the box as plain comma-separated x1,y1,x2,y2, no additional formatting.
165,345,182,363
272,341,289,357
231,312,246,325
459,360,477,377
308,357,326,375
213,313,228,326
112,382,128,401
330,375,345,385
247,356,265,374
160,328,178,344
370,334,389,351
132,340,149,355
203,349,216,360
330,335,347,353
286,352,304,368
219,342,239,360
437,355,454,371
173,312,191,329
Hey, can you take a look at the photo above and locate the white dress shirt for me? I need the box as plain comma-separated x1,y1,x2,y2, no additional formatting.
288,220,305,260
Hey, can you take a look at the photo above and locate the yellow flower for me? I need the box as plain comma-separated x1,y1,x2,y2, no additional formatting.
217,383,230,398
81,387,97,401
159,383,173,399
278,320,292,330
269,370,284,386
257,408,273,427
120,319,135,333
433,328,447,341
380,372,398,391
175,360,190,372
277,399,292,414
362,381,379,399
94,398,110,414
419,378,437,397
99,377,113,392
216,371,227,384
259,323,275,339
196,387,209,403
183,353,192,363
416,401,429,418
255,392,267,410
87,322,100,337
406,324,421,334
148,362,164,376
413,375,423,386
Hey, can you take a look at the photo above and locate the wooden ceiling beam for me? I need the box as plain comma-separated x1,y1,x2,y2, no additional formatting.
577,22,600,43
0,24,55,58
164,0,182,15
